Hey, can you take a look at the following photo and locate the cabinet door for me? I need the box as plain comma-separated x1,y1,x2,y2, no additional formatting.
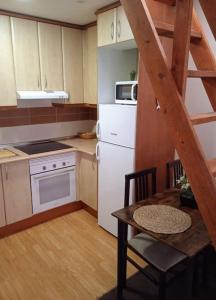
62,27,83,103
116,6,134,42
0,16,17,106
78,153,97,211
2,160,32,224
38,23,63,90
83,26,97,104
11,18,41,91
97,9,116,47
0,171,6,227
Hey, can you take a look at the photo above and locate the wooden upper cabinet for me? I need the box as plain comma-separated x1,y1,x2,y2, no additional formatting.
83,26,97,104
116,6,134,43
38,23,63,90
62,27,83,103
97,9,116,47
11,18,41,91
0,171,6,228
97,6,134,46
0,16,17,106
2,160,32,224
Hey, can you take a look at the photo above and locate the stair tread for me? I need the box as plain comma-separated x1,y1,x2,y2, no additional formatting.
208,158,216,177
154,21,202,41
188,70,216,78
191,112,216,125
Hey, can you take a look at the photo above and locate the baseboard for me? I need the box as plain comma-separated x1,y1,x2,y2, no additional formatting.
0,201,83,239
81,201,98,218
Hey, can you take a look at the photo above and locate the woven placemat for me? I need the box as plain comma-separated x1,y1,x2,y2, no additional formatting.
133,205,192,234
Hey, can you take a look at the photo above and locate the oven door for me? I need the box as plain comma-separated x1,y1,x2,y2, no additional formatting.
31,166,76,214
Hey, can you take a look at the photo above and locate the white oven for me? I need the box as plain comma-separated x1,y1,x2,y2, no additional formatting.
30,153,76,214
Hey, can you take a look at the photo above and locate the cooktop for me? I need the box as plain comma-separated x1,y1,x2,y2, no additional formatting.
15,141,73,155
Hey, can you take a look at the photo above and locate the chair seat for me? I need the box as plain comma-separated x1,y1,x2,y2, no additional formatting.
128,233,187,273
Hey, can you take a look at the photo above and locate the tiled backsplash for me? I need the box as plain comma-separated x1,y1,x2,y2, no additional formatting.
0,120,96,145
0,106,97,127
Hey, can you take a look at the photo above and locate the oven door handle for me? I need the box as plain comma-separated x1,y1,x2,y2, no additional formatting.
31,167,75,180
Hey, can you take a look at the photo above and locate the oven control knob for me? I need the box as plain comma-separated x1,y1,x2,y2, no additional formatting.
43,166,46,171
53,164,56,168
62,162,66,166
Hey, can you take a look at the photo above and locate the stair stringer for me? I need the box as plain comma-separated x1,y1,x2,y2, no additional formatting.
120,0,216,247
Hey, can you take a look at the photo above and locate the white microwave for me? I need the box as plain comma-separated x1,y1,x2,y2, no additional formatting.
115,81,138,105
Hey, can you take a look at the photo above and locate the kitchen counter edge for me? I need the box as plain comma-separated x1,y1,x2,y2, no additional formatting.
0,138,97,164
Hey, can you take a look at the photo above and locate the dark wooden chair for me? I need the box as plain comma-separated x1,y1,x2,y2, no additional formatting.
166,160,208,295
121,167,189,300
166,159,184,189
124,167,156,207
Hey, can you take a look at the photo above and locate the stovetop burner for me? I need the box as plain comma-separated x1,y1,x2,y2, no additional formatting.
15,141,73,155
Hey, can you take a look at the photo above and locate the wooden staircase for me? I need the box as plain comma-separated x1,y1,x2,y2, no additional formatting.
120,0,216,247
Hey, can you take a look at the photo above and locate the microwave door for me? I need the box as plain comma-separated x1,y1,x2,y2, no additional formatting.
116,85,131,100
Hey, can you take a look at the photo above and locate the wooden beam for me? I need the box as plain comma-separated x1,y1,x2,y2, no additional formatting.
190,11,216,111
135,38,175,192
199,0,216,40
188,70,216,78
120,0,216,247
172,0,193,98
154,0,176,6
190,112,216,125
208,158,216,177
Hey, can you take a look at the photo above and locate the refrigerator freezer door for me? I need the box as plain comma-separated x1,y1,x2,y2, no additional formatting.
99,104,137,148
98,141,135,236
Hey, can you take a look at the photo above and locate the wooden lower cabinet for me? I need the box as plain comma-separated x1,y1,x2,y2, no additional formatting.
78,153,97,211
0,171,6,227
2,160,32,224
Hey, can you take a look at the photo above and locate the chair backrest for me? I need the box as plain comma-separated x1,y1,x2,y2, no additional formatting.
124,168,157,207
166,159,184,189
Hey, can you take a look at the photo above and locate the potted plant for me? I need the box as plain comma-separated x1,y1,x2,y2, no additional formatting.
177,175,198,208
130,70,136,81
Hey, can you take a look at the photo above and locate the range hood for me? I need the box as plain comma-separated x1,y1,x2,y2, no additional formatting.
17,91,69,100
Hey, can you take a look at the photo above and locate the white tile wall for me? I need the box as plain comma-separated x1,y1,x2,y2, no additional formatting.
0,120,95,145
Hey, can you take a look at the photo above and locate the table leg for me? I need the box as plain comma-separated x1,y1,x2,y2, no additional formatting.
117,219,128,300
158,273,166,300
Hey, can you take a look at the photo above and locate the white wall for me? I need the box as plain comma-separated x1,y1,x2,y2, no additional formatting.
185,0,216,159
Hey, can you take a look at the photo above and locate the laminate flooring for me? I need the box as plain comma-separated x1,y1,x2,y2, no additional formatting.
0,210,141,300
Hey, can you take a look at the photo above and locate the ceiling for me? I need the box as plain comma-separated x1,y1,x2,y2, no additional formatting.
0,0,116,25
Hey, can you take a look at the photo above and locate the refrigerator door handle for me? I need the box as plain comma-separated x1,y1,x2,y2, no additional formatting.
96,143,100,161
96,120,100,139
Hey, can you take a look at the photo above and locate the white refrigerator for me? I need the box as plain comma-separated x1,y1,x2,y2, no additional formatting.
96,104,137,236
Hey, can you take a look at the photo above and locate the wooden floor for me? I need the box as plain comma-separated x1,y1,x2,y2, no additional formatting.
0,210,141,300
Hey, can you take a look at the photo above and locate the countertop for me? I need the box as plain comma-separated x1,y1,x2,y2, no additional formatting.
0,138,97,165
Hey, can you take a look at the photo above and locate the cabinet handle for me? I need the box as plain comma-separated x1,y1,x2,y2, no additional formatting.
45,77,47,89
117,20,121,39
111,22,114,40
96,143,100,161
96,120,100,139
38,78,40,88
